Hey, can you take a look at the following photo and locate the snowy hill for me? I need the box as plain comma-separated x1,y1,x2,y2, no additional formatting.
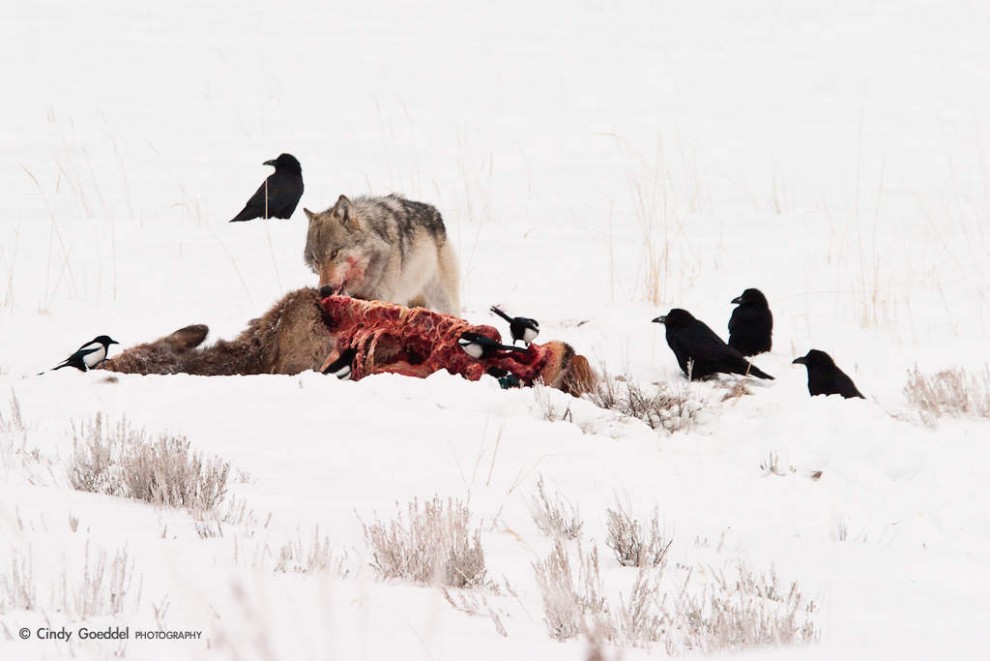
2,0,989,659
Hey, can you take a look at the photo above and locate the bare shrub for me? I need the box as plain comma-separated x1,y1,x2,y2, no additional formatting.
532,540,613,641
122,436,229,511
605,504,672,568
363,495,487,588
670,563,819,653
904,365,990,421
587,374,699,433
442,588,509,637
0,392,45,477
0,391,25,434
68,415,122,494
530,476,583,540
56,542,140,619
275,527,348,576
68,414,229,513
0,549,35,612
618,569,667,648
532,525,818,653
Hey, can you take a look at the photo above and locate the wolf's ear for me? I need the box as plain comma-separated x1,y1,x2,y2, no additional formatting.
331,195,360,230
303,208,317,223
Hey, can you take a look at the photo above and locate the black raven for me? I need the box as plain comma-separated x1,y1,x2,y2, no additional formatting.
229,153,304,222
792,350,864,399
53,335,118,371
728,288,773,356
652,308,774,380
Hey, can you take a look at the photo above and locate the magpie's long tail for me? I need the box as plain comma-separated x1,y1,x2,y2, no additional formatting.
490,306,514,323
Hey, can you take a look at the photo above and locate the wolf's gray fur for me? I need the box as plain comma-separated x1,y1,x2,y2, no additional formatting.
304,194,460,314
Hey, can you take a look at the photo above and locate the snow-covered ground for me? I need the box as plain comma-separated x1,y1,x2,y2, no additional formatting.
2,0,989,658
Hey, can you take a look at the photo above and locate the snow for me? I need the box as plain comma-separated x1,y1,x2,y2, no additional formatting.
2,0,990,658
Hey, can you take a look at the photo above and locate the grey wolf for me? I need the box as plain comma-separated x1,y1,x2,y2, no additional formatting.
53,335,118,371
229,153,304,222
303,194,460,314
728,288,773,355
652,309,774,380
793,350,864,398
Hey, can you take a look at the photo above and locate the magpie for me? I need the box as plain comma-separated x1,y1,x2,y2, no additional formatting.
490,306,540,346
652,309,773,380
792,350,864,399
53,335,119,372
728,288,773,356
322,348,357,380
458,332,527,360
229,153,304,222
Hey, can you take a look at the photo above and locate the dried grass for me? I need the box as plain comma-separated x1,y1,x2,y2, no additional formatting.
533,532,819,653
530,476,583,541
56,542,140,619
363,495,487,588
904,365,990,421
532,539,613,642
275,527,348,576
587,374,699,433
68,414,229,514
0,549,35,612
605,504,672,568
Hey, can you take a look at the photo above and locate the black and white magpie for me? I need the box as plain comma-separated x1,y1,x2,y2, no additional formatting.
53,335,119,372
458,332,526,360
490,306,539,346
322,348,357,380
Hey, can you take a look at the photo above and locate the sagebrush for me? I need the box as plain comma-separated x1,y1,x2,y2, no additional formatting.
904,365,990,421
587,374,699,432
530,476,583,540
69,414,229,513
605,504,672,568
533,532,818,653
363,495,487,588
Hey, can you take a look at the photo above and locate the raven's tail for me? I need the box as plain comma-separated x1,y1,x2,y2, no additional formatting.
745,362,774,380
229,207,254,223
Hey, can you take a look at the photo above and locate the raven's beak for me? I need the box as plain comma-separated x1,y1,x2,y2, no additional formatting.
263,159,276,167
109,340,119,345
792,356,806,365
652,316,666,324
731,296,742,304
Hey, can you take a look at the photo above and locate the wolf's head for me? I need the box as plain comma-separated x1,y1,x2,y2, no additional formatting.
304,195,373,298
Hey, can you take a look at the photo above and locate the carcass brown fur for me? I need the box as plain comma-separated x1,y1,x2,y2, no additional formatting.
100,288,596,395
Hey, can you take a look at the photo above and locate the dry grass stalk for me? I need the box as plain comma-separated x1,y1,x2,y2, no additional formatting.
363,495,487,588
530,476,583,541
275,527,348,576
904,365,990,421
57,542,140,619
68,414,230,514
0,549,35,612
605,504,672,568
587,374,699,433
532,539,614,642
